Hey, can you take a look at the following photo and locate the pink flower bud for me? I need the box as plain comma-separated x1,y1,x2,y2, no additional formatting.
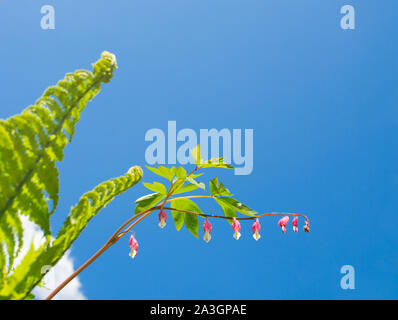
252,218,261,241
304,220,310,233
278,216,289,233
158,207,167,229
128,234,139,259
292,216,298,233
231,217,241,240
203,218,212,243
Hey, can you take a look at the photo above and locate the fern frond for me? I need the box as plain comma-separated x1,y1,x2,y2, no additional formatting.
50,166,143,258
0,240,50,300
0,166,143,300
0,52,117,273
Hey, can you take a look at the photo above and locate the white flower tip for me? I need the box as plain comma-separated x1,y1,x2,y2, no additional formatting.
233,232,241,240
159,221,166,229
253,233,261,241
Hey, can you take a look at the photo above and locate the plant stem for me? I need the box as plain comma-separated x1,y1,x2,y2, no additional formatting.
45,165,308,300
162,206,309,221
166,195,214,202
44,207,157,300
45,168,201,300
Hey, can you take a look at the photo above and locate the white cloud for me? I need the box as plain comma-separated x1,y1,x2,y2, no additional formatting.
14,216,86,300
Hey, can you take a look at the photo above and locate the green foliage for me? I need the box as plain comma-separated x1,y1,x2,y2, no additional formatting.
170,198,201,238
209,176,232,197
0,52,143,299
135,145,258,236
190,145,202,165
134,192,164,215
0,167,143,300
209,176,256,217
173,183,199,195
215,197,257,217
145,165,176,181
191,145,233,169
142,182,168,195
200,157,234,169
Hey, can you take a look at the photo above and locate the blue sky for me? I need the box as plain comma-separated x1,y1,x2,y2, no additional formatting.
1,0,398,299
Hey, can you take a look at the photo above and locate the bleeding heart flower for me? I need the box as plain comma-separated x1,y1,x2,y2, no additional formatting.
203,218,212,243
231,217,241,240
278,216,289,233
252,218,261,241
158,207,167,229
292,216,298,233
128,234,139,259
304,220,310,233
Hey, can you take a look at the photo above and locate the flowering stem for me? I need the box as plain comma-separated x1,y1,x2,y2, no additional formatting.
45,166,308,300
162,206,309,221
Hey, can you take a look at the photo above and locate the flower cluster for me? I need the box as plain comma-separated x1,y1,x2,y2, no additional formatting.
277,216,309,234
200,215,309,243
129,210,310,257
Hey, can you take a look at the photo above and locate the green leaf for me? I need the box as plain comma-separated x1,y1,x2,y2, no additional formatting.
0,241,49,300
185,211,199,239
24,293,35,300
170,198,201,237
186,177,205,190
173,183,199,195
209,176,232,197
145,165,176,181
36,280,50,290
175,166,187,179
215,197,257,217
190,145,202,165
170,201,184,231
217,202,237,225
134,192,164,215
191,173,203,179
199,156,234,169
142,181,168,195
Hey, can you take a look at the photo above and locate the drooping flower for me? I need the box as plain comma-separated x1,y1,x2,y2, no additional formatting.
292,216,298,233
128,234,139,259
203,218,212,243
304,219,310,233
158,207,167,229
231,217,241,240
252,218,261,241
278,216,289,233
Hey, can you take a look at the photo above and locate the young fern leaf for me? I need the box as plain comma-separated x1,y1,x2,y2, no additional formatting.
51,166,143,258
0,166,143,300
0,51,117,272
